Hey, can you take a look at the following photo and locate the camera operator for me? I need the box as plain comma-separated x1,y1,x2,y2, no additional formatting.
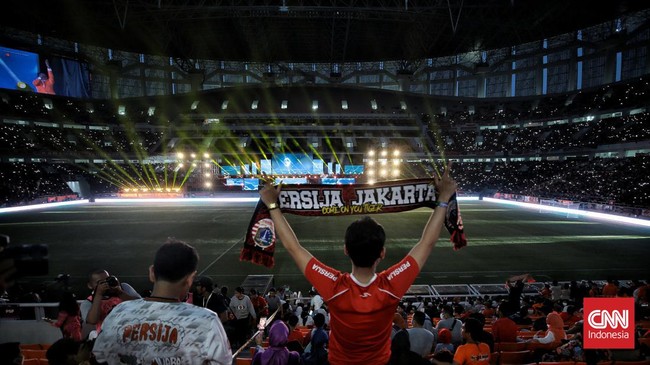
81,269,140,339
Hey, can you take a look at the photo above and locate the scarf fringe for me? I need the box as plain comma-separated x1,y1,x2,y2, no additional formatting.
240,246,275,268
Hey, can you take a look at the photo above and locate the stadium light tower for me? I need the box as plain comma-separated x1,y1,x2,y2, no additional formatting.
365,148,402,183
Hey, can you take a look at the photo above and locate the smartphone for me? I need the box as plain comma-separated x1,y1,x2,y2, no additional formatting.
257,316,267,330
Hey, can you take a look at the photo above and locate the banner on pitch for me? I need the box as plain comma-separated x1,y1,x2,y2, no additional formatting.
240,178,466,268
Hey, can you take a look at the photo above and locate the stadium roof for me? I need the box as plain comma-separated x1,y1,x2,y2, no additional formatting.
1,0,647,63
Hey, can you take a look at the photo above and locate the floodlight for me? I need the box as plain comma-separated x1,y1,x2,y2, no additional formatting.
393,159,400,166
380,169,387,176
190,153,196,159
368,170,375,176
392,169,400,177
368,179,375,185
205,182,212,188
368,160,375,166
192,163,197,167
204,172,210,177
381,150,388,157
381,160,387,166
204,163,210,168
368,150,375,157
176,152,184,159
203,153,210,159
393,150,400,156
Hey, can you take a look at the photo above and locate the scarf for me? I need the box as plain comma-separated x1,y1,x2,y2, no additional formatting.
241,178,467,268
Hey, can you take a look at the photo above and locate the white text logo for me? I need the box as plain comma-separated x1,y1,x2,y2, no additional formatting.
587,309,629,329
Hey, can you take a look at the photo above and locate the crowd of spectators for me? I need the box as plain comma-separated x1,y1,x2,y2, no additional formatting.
3,156,647,209
1,75,649,212
2,270,648,364
432,112,650,155
453,156,650,208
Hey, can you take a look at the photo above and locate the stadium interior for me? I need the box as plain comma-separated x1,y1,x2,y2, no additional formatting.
0,1,649,363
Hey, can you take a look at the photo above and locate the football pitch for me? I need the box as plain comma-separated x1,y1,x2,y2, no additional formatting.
1,198,649,298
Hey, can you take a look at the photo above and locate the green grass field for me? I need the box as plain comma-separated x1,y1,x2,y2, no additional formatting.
1,199,649,298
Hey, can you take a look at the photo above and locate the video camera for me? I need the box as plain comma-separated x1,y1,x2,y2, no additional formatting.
0,234,49,278
103,276,119,288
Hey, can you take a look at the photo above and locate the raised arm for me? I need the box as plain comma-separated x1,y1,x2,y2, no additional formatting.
408,162,458,269
259,182,313,274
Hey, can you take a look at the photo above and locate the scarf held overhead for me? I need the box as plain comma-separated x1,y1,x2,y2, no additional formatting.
241,178,466,268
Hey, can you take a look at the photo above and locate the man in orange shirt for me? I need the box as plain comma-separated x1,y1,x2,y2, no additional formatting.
450,318,491,365
32,59,55,94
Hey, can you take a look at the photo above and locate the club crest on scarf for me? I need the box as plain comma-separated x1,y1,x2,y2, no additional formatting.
252,218,276,249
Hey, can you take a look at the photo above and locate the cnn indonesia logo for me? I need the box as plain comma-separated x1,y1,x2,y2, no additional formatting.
584,298,635,349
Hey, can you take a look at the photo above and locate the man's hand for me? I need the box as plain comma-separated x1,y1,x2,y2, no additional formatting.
258,178,312,274
259,179,281,207
94,280,110,299
433,162,457,202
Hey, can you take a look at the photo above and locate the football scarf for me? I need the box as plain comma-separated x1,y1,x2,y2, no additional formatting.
240,178,466,268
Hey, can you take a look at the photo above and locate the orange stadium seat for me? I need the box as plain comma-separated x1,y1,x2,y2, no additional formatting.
19,344,43,351
498,350,532,365
494,342,528,352
638,337,650,347
21,349,47,360
235,358,253,365
612,361,650,365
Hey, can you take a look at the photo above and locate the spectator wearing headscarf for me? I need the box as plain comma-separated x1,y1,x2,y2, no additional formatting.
530,312,567,349
253,320,301,365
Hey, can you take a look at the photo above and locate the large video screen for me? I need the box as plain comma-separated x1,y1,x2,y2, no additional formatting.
344,165,364,174
221,166,241,175
272,153,314,175
0,46,91,98
226,178,259,190
322,177,356,185
0,46,38,92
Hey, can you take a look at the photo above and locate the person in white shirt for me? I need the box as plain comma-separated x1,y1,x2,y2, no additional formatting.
93,239,232,365
309,289,323,312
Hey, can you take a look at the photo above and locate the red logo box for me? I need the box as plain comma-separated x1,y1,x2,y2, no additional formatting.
583,297,635,349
